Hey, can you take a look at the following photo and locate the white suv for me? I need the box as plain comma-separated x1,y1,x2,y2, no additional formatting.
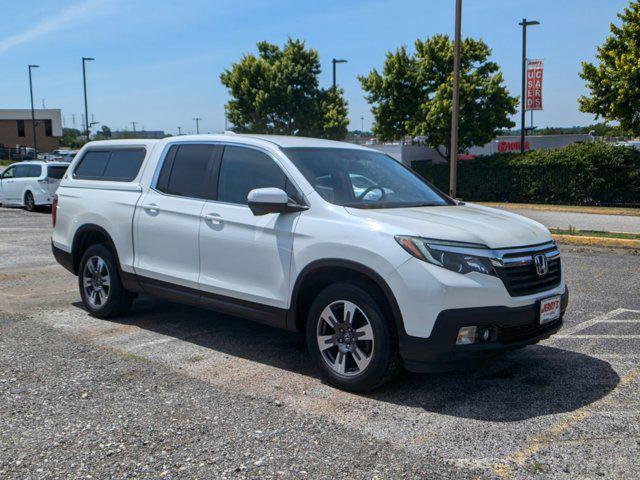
1,161,69,211
51,135,568,391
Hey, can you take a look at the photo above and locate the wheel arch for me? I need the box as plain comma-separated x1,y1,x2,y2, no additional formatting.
71,224,122,275
287,259,406,338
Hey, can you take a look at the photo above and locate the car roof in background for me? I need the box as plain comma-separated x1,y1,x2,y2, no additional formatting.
155,133,375,152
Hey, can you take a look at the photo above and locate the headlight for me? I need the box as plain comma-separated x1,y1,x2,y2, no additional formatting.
395,236,496,276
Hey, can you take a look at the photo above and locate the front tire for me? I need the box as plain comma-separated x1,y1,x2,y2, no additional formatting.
79,244,133,318
306,282,401,392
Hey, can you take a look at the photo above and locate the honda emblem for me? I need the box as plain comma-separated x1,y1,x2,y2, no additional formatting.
534,254,548,276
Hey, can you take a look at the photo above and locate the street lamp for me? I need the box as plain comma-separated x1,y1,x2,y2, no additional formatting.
449,0,462,198
28,64,40,153
82,57,94,140
519,19,540,154
193,117,202,134
332,58,347,91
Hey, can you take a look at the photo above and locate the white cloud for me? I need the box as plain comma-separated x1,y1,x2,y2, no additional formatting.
0,0,115,54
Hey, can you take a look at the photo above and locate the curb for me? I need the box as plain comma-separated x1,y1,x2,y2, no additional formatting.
552,233,640,249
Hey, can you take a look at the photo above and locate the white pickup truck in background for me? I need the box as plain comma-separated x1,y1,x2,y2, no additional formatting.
51,135,568,391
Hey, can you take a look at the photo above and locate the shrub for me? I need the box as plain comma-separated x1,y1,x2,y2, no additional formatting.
413,142,640,206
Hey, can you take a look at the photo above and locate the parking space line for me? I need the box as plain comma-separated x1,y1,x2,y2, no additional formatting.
552,308,628,339
492,368,640,477
567,335,640,339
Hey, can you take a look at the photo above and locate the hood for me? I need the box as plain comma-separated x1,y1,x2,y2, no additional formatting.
345,203,551,249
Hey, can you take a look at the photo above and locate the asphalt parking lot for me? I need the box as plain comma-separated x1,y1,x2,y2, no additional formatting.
1,206,639,479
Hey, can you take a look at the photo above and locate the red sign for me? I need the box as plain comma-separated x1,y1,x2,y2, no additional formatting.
526,59,544,111
498,140,530,153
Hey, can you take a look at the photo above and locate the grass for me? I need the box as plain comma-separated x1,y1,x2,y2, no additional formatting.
0,159,13,168
479,202,640,217
550,227,640,240
551,226,640,249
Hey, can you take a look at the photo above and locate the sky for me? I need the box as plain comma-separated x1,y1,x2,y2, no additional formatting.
0,0,631,136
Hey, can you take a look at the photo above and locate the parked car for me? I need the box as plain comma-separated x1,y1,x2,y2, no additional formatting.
51,149,79,162
51,135,568,391
0,161,69,211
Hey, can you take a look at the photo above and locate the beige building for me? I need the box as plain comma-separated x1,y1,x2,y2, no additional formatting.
0,109,63,153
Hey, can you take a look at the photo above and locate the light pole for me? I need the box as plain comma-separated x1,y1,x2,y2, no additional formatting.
28,64,40,153
332,58,347,91
519,19,539,154
193,117,202,134
82,57,95,140
449,0,462,198
177,126,183,135
131,121,138,134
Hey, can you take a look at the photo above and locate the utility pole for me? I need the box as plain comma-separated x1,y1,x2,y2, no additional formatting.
28,64,40,153
193,117,202,134
131,121,138,133
361,115,364,133
519,19,539,154
82,57,95,140
449,0,462,198
177,126,182,135
332,58,347,91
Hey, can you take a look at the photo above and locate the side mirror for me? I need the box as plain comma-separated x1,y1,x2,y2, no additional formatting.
247,187,308,216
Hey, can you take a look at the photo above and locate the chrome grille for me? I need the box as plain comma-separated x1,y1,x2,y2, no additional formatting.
492,242,562,297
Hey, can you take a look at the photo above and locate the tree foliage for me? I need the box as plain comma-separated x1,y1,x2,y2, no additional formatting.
579,1,640,135
220,39,349,139
359,35,518,156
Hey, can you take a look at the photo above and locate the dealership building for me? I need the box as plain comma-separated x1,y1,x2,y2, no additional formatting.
0,109,63,153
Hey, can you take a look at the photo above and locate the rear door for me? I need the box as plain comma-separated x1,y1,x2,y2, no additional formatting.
198,145,303,309
133,143,219,289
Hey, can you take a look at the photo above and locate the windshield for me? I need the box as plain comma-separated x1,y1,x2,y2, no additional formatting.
284,147,452,209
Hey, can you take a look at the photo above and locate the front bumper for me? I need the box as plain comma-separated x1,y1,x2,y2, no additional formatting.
399,288,569,372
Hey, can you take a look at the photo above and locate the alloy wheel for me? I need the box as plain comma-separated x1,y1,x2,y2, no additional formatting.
316,300,375,377
82,256,111,308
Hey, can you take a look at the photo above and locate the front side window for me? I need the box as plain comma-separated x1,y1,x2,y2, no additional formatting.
284,147,452,209
217,146,299,205
1,166,16,179
156,144,217,199
74,149,145,181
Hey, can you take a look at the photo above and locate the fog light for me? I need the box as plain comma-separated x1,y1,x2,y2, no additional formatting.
456,326,477,345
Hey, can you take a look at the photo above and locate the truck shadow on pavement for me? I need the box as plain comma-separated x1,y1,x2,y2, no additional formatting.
91,296,620,423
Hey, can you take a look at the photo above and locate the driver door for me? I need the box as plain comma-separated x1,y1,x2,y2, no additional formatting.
0,166,18,204
198,145,304,312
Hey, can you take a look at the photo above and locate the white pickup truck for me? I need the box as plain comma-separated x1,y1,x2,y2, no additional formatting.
52,134,568,391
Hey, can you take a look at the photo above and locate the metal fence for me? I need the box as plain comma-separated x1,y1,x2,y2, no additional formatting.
0,145,36,161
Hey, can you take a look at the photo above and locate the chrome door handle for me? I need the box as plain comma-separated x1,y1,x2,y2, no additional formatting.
141,203,159,213
202,213,223,224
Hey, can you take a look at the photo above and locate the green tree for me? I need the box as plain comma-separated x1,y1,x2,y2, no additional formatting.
61,128,83,148
579,1,640,135
359,35,518,158
220,39,349,140
94,125,112,140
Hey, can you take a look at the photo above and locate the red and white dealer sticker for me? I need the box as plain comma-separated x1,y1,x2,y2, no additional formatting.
539,295,561,325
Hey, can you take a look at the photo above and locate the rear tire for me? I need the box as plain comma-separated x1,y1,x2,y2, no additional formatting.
78,244,133,318
24,191,36,212
306,282,401,392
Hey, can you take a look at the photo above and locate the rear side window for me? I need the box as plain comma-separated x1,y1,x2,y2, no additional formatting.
155,144,217,199
47,165,68,179
217,146,296,205
74,149,145,181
